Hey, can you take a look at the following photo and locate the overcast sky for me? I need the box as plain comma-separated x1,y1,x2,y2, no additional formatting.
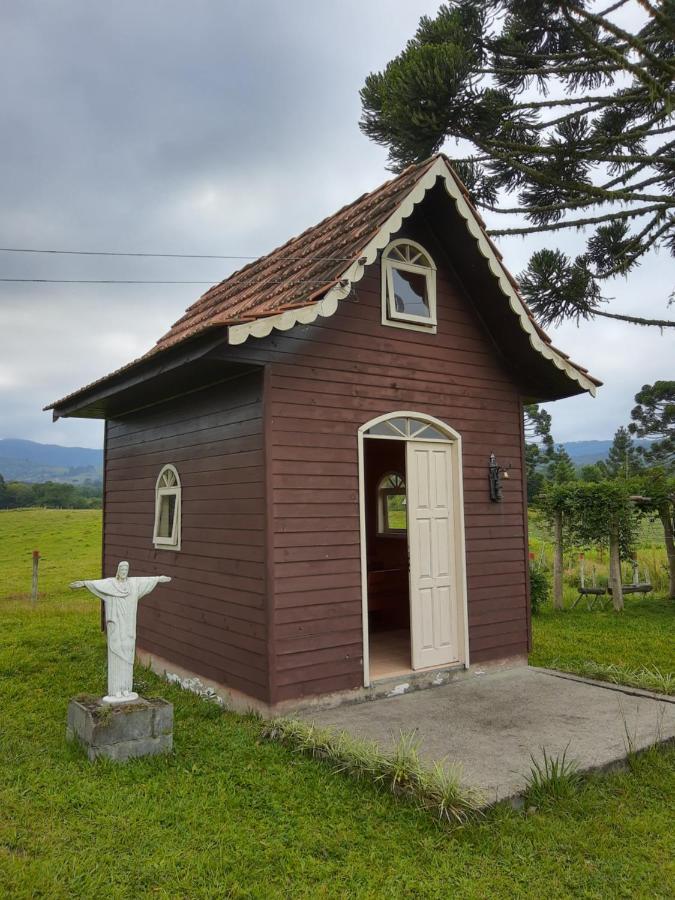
1,2,672,449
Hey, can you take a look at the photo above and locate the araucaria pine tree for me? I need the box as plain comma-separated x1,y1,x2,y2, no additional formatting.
548,445,578,483
360,1,675,329
524,404,556,501
629,380,675,467
603,425,644,478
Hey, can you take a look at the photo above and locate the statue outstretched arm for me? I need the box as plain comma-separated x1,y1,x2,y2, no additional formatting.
158,576,172,583
69,581,85,589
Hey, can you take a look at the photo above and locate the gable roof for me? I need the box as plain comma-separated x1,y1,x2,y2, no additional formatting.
48,155,599,415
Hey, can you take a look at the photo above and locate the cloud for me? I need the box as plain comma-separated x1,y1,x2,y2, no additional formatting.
0,1,671,448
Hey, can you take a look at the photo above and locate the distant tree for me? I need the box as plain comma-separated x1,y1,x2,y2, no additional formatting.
548,445,577,484
360,1,675,329
524,403,556,502
0,479,101,510
633,467,675,598
579,462,606,482
602,425,644,479
629,380,675,469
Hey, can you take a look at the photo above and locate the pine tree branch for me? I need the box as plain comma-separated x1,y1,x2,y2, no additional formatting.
563,4,674,95
592,308,675,327
477,139,670,206
509,93,644,111
488,203,670,235
602,170,671,193
592,215,673,279
477,177,668,214
529,100,624,131
598,0,632,16
479,63,624,76
481,137,672,172
635,0,675,38
573,2,675,77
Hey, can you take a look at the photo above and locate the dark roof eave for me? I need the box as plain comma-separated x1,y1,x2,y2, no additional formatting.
47,328,231,420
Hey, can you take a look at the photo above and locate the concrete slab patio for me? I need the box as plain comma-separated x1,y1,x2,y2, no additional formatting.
302,667,675,805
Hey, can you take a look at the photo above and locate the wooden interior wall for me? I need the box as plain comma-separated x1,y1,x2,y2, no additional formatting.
103,372,269,702
263,209,529,703
364,438,409,631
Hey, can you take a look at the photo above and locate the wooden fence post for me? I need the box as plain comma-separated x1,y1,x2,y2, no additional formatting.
553,509,564,610
31,550,41,605
608,525,624,611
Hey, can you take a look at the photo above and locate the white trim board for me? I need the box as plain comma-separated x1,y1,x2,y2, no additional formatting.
227,156,598,398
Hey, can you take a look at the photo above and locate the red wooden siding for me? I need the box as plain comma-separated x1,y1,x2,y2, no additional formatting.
263,214,529,703
103,372,269,701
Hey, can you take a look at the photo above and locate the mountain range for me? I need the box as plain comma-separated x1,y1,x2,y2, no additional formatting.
0,439,103,483
0,437,654,484
560,438,652,467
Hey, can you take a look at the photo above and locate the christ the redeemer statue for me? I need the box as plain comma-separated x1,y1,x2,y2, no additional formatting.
70,561,171,704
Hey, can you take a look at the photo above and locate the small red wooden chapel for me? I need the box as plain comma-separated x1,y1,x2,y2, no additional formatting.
49,155,599,712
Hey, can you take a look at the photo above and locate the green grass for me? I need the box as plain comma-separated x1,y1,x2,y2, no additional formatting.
528,506,674,693
1,509,675,897
531,596,675,691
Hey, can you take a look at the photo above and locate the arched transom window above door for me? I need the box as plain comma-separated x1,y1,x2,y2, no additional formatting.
381,239,437,333
363,416,449,441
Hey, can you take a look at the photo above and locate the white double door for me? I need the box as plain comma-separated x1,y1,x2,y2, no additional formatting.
406,441,458,670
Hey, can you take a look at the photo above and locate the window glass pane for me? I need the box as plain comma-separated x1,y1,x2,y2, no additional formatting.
415,424,447,440
391,267,430,318
367,421,399,436
386,493,407,531
388,417,409,436
158,494,176,538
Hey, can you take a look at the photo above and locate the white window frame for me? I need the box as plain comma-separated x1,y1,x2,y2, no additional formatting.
153,464,181,551
381,239,437,333
376,472,407,536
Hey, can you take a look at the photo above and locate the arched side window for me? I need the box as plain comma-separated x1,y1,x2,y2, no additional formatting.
153,465,181,551
377,472,407,535
381,239,437,332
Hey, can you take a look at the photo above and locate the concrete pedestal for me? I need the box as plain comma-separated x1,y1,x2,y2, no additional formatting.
66,696,173,762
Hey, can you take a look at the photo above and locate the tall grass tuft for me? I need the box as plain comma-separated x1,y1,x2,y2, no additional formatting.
524,746,583,806
551,659,674,695
261,718,484,825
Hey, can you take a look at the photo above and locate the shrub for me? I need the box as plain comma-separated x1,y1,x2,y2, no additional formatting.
529,565,550,615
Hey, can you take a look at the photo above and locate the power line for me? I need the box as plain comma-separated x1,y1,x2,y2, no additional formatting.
0,279,216,284
0,246,355,262
0,277,345,285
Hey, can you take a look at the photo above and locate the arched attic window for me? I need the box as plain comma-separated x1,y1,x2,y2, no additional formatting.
377,472,407,535
381,239,437,332
153,464,181,551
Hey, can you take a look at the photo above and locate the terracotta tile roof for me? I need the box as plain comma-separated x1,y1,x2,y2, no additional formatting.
47,154,599,412
151,157,438,354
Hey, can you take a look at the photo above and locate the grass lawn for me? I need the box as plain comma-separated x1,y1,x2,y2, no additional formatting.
1,509,674,898
531,597,675,692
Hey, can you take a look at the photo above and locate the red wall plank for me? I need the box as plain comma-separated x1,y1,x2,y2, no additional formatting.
103,372,270,701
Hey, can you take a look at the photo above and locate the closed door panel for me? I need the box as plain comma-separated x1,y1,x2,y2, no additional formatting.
407,441,457,669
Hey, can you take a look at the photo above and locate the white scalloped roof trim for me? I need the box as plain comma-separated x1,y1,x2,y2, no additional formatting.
228,157,597,397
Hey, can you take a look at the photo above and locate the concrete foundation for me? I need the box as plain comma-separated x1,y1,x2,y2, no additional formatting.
137,644,527,715
302,666,675,805
66,696,173,762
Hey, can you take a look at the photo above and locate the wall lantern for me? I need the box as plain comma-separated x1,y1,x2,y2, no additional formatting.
488,452,510,502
